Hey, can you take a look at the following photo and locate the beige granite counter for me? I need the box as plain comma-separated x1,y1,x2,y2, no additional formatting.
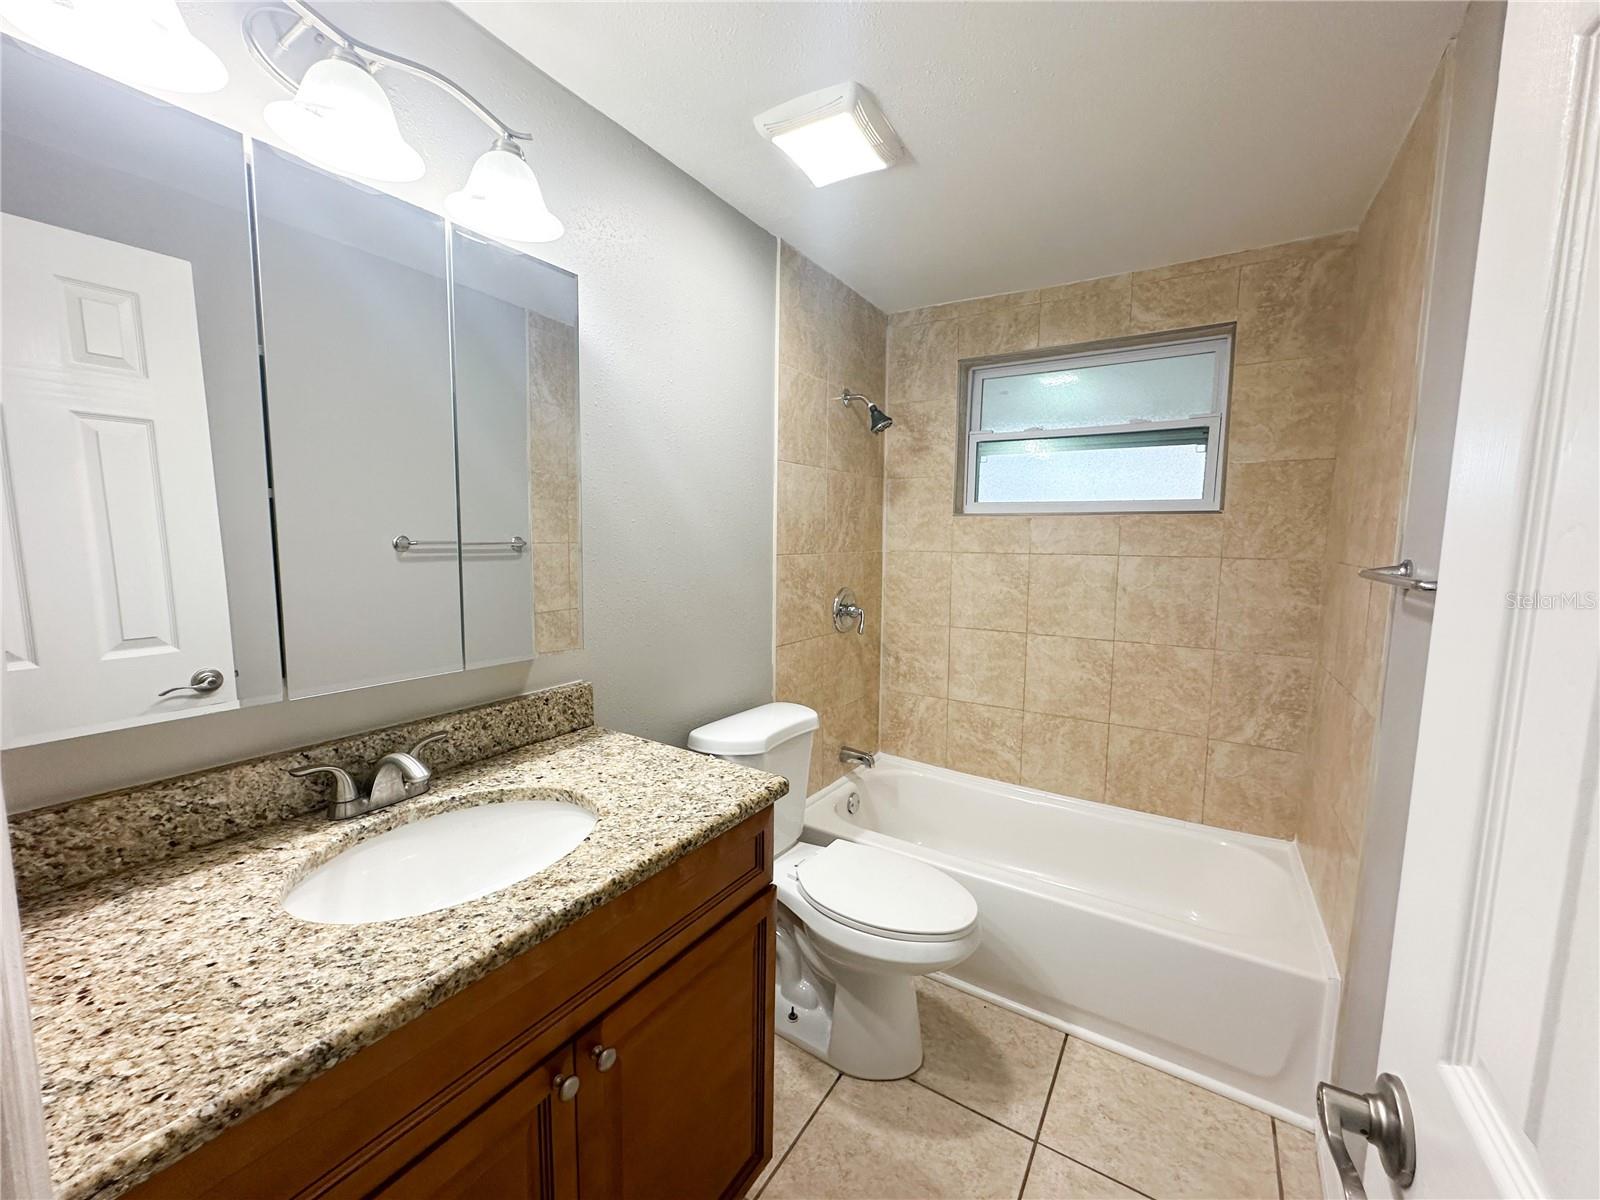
19,726,784,1200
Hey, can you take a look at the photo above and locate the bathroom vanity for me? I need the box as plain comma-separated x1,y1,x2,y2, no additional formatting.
11,686,784,1200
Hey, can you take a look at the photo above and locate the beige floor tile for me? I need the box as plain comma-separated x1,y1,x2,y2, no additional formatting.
1023,1146,1145,1199
1275,1121,1322,1200
751,1039,839,1196
912,979,1066,1135
763,1074,1032,1200
1038,1039,1279,1200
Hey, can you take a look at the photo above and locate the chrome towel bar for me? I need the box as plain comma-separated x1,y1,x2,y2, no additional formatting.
392,534,528,553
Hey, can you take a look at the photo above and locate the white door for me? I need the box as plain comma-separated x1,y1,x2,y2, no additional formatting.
1,214,238,745
1332,5,1599,1199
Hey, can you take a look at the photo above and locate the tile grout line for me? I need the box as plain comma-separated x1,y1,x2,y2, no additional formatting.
1271,1118,1287,1200
1026,1036,1157,1200
753,1071,841,1200
1016,1034,1069,1198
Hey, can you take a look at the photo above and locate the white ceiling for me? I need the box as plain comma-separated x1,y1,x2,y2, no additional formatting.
458,1,1465,313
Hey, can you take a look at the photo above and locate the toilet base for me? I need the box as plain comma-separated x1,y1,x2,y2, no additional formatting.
774,924,925,1080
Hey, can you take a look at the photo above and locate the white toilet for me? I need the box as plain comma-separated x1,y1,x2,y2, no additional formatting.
688,703,979,1079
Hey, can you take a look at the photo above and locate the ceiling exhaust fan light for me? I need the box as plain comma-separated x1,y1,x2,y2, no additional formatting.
755,82,903,188
263,52,424,183
1,0,228,93
445,143,564,244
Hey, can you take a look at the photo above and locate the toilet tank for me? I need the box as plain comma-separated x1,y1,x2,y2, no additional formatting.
687,703,817,852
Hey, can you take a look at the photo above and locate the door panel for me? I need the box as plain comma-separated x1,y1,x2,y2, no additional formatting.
577,890,775,1199
0,214,238,745
372,1047,578,1200
253,145,461,700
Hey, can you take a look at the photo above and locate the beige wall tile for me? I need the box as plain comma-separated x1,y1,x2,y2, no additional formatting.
1209,651,1313,751
1105,726,1206,821
1038,273,1133,347
1216,558,1324,656
1228,356,1346,464
886,318,958,409
1024,635,1114,721
1133,232,1356,284
1221,459,1334,560
950,553,1029,632
775,635,828,705
1203,740,1304,839
1131,266,1239,332
957,305,1041,358
826,385,886,478
881,693,949,764
777,461,829,554
885,475,954,551
884,551,952,628
949,627,1027,708
1109,642,1215,736
953,515,1032,554
778,365,830,467
1030,515,1121,555
1114,555,1220,647
533,541,577,613
1028,554,1119,639
1236,247,1354,364
1021,713,1109,800
824,470,880,553
534,608,580,654
777,553,829,645
947,700,1024,782
882,622,949,698
1116,513,1224,557
886,399,958,481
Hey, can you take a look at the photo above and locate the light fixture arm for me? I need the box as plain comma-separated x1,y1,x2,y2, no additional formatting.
246,1,533,144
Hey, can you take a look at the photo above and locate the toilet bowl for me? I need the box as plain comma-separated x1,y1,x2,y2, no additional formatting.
688,703,979,1079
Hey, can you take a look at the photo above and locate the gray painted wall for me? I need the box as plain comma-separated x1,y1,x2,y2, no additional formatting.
1,2,777,810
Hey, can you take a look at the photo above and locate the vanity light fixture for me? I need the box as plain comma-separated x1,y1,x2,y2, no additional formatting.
754,82,904,188
0,0,227,93
244,1,564,241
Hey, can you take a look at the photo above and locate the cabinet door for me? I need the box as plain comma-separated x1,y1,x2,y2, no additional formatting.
576,890,775,1199
252,144,461,699
371,1047,578,1200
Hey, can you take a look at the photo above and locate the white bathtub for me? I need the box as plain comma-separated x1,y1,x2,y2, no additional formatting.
804,755,1338,1125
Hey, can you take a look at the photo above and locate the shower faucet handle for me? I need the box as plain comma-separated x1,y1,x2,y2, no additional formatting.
833,587,867,635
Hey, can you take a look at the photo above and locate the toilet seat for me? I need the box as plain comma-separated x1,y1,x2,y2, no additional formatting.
794,841,978,942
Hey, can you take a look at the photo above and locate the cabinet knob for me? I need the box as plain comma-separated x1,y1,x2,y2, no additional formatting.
590,1044,618,1072
553,1073,580,1102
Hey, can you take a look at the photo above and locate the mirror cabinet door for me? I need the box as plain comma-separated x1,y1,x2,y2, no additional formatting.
0,41,274,746
253,145,462,700
451,230,580,668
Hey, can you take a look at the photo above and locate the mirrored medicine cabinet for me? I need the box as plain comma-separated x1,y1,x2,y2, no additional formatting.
0,38,581,748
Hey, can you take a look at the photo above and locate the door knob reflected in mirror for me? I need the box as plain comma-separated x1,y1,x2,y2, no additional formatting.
156,669,226,697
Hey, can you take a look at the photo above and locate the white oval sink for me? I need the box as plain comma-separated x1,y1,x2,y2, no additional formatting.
283,799,597,925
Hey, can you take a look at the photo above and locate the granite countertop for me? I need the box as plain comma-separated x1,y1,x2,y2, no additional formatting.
19,727,785,1200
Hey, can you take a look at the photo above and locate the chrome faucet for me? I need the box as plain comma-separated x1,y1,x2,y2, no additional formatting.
839,746,876,769
288,732,449,820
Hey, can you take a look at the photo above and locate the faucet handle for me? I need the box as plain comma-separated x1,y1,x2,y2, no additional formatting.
408,731,449,763
287,764,360,807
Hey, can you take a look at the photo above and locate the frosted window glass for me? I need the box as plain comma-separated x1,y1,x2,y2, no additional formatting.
974,430,1209,504
978,352,1217,432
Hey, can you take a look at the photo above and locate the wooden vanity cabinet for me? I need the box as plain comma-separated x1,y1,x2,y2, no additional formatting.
129,809,775,1200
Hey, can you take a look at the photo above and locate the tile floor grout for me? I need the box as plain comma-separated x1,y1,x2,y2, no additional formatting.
763,979,1303,1200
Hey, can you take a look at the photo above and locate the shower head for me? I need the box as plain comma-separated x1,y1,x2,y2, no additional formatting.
840,390,894,434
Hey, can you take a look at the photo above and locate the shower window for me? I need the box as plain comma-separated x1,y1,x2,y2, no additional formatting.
962,329,1233,514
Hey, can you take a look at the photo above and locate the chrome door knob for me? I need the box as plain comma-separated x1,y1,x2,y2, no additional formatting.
553,1073,580,1102
590,1044,618,1072
1316,1073,1416,1200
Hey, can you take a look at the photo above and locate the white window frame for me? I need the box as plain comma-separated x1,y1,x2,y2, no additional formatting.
961,329,1234,515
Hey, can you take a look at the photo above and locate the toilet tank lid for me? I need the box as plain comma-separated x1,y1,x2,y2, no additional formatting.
687,703,819,754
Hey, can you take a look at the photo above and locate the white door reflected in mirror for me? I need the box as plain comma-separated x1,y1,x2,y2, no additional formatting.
0,214,238,747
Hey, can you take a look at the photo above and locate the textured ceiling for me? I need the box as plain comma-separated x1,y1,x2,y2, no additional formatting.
458,1,1466,312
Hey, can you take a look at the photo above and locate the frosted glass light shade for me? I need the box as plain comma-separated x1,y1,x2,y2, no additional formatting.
1,0,227,93
264,54,424,183
445,145,564,244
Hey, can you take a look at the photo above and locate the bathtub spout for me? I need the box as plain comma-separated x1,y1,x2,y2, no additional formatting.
840,746,876,769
